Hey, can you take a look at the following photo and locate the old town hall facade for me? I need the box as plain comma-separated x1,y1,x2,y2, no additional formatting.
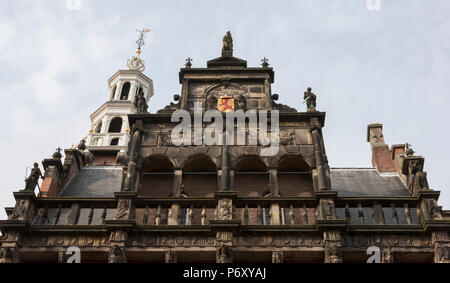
0,32,449,263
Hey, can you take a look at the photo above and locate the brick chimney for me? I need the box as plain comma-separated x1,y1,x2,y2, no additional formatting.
367,124,396,173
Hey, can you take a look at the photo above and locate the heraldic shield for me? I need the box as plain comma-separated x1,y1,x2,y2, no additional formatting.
218,96,234,113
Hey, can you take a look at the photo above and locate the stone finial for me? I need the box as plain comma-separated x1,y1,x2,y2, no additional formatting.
77,139,87,151
52,147,63,159
405,143,415,156
261,57,269,68
185,57,193,68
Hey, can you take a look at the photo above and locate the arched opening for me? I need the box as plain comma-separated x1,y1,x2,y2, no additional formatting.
139,156,174,198
183,156,217,198
277,156,313,197
108,117,123,133
110,138,120,146
95,122,102,133
234,156,269,197
120,82,131,100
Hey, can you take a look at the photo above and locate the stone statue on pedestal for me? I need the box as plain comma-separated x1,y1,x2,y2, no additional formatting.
222,31,233,56
134,86,148,114
24,163,43,192
303,87,317,112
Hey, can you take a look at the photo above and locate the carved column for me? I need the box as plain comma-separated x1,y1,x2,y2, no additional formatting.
216,232,233,263
221,143,231,191
310,118,330,191
168,169,183,226
432,232,450,263
264,77,272,110
165,250,178,263
381,248,394,263
113,81,123,101
123,120,143,192
323,231,343,263
1,191,37,263
180,79,189,110
272,250,283,263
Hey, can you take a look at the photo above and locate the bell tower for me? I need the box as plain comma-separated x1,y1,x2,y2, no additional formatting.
85,29,154,150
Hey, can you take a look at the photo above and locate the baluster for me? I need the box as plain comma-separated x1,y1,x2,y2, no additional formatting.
88,206,94,225
302,205,308,225
187,205,194,226
357,204,365,224
54,204,62,225
243,205,249,225
257,205,263,225
288,205,295,225
201,206,207,226
345,204,351,221
268,208,272,225
391,204,399,224
155,205,161,226
404,203,412,225
143,205,149,225
101,206,107,225
41,205,49,225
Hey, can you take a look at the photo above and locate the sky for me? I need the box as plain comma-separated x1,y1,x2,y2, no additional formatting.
0,0,449,221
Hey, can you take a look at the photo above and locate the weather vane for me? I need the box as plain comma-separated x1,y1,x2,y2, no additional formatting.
135,28,152,55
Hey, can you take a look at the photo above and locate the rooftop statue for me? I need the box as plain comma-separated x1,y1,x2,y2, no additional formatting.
24,162,43,192
134,85,148,114
303,87,317,112
222,31,233,56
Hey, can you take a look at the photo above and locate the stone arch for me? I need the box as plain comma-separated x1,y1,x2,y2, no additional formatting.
182,153,219,171
120,82,131,100
231,154,269,170
277,155,313,197
233,155,269,197
138,155,175,198
108,117,123,133
182,154,218,197
204,83,249,111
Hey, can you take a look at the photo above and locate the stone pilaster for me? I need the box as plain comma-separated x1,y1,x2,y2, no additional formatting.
123,119,143,192
310,118,330,191
323,231,343,263
272,250,283,263
432,232,450,263
165,250,178,263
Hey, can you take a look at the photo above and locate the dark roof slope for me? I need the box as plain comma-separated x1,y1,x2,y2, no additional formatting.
59,167,122,197
330,168,411,197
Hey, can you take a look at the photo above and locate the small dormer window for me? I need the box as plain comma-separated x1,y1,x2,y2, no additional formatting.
120,82,131,100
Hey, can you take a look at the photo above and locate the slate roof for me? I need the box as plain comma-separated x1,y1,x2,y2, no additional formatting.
330,168,411,197
59,167,122,197
58,167,411,198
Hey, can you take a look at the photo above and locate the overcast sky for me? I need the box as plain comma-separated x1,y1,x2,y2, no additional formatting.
0,0,449,221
